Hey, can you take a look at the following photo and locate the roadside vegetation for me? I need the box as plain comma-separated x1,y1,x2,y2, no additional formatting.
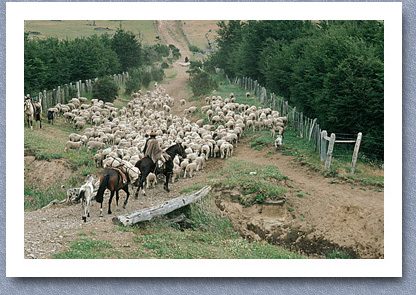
54,194,304,259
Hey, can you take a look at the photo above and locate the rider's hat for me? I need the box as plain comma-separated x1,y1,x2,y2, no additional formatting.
149,130,157,137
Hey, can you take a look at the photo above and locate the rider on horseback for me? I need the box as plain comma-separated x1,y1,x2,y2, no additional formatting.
143,131,170,168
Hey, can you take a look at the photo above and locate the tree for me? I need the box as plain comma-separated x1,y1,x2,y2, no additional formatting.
92,76,119,103
111,28,142,71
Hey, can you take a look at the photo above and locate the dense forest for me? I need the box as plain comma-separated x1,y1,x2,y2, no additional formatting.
207,20,384,160
24,28,171,97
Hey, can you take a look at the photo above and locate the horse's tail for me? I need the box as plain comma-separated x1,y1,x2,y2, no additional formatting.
95,174,109,204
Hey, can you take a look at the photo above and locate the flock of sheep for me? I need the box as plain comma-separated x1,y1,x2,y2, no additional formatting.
52,85,287,195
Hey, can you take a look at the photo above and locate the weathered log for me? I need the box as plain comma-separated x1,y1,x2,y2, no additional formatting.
112,186,212,226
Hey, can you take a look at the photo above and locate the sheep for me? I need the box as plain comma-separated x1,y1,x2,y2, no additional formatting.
184,162,197,178
275,134,283,148
74,119,86,130
171,165,182,183
195,155,205,171
180,159,189,175
146,172,157,189
64,141,82,152
87,140,105,152
69,134,83,143
94,153,104,167
180,99,186,106
246,92,250,98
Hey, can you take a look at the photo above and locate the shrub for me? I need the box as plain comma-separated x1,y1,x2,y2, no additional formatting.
142,71,152,88
151,68,165,82
161,62,169,69
187,71,218,97
125,69,143,95
92,76,119,103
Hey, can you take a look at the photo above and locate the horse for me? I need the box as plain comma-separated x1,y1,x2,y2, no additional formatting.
76,174,96,222
95,168,131,216
134,143,186,198
24,97,42,129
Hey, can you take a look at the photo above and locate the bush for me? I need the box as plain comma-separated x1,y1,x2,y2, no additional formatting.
142,72,152,88
188,44,204,54
125,68,143,95
187,71,218,97
151,68,165,82
92,76,119,103
161,62,169,69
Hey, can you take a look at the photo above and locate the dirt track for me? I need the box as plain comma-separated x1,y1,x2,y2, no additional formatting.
24,21,384,259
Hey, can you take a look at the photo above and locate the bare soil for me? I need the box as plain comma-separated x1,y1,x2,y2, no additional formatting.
24,21,384,259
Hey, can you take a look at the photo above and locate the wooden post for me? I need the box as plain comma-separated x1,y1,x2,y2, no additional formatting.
300,112,304,138
325,133,336,169
43,90,47,108
309,118,317,142
57,86,61,104
350,132,363,174
321,130,327,162
76,81,80,98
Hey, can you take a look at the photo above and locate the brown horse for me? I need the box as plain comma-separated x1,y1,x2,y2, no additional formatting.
95,168,130,216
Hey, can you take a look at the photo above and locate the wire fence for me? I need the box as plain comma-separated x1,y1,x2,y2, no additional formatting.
27,72,129,113
227,74,384,171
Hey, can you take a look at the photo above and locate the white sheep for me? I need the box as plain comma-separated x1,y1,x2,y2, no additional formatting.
146,172,157,189
184,162,197,178
64,141,82,152
195,155,205,171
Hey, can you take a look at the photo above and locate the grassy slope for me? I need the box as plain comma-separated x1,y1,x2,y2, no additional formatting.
25,20,159,44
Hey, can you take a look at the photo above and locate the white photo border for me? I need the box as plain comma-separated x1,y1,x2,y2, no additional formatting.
7,1,402,277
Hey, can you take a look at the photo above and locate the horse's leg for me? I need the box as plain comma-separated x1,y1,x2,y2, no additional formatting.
100,202,103,217
108,191,114,214
116,190,120,207
81,196,86,222
123,186,130,209
164,172,171,192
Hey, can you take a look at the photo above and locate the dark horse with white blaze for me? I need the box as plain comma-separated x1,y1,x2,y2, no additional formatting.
95,168,131,216
135,143,186,197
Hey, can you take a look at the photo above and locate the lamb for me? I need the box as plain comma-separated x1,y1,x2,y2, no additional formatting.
180,159,189,175
184,162,197,178
74,119,86,130
171,165,182,183
146,172,157,189
69,133,82,142
275,134,283,148
64,140,82,152
87,140,105,152
94,153,104,168
195,155,205,171
180,99,186,106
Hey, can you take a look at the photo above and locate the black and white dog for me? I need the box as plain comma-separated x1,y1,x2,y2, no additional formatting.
61,185,80,204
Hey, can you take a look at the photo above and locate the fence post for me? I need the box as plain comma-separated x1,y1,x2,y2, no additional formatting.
309,118,317,142
350,132,363,174
300,112,304,138
76,81,80,98
325,133,336,169
321,130,327,162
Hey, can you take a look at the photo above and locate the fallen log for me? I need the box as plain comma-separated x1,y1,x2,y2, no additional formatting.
112,186,212,226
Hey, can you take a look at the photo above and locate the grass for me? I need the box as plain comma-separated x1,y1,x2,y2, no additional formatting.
24,114,100,210
54,194,305,259
25,20,159,45
54,238,115,259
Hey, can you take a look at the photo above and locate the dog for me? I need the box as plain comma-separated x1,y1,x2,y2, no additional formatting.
61,185,80,204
